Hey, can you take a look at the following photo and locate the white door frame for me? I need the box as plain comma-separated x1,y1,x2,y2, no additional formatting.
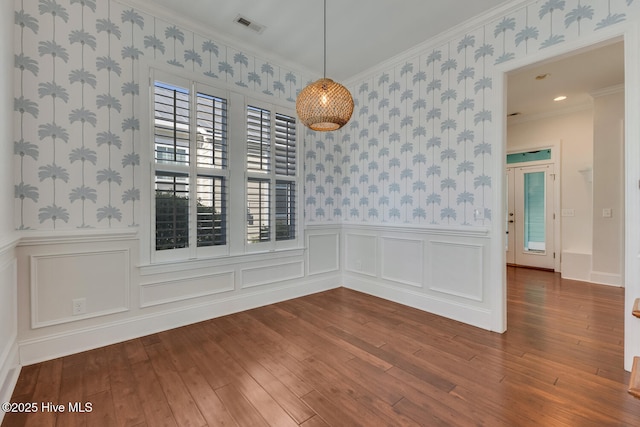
490,25,640,371
507,163,557,270
506,143,561,272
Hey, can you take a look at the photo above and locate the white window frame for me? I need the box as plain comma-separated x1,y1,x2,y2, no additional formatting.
245,99,299,253
142,65,301,265
150,69,229,262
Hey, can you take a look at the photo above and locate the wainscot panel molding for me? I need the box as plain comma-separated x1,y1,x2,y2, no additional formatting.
345,233,378,277
340,223,489,238
344,275,494,330
18,229,139,246
380,236,423,288
139,248,305,276
30,250,131,328
140,270,235,308
18,274,339,366
306,231,340,276
342,225,491,330
15,230,339,366
428,240,484,302
241,260,305,289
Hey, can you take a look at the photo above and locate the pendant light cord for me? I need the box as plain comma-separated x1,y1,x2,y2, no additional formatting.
323,0,326,79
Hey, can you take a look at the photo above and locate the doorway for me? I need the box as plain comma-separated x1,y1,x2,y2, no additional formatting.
506,163,555,270
504,40,625,280
496,35,637,370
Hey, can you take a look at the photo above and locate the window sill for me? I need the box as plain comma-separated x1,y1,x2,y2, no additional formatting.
139,246,305,276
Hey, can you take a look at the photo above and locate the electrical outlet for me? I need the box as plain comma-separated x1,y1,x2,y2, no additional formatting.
72,298,86,315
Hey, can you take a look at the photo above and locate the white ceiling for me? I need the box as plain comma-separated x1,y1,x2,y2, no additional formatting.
141,0,512,80
134,0,625,119
507,40,624,121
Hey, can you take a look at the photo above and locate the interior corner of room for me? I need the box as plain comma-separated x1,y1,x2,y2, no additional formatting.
2,1,640,424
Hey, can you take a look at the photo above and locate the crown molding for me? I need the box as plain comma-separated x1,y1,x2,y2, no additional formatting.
345,0,532,85
115,0,319,83
507,101,593,125
590,83,625,98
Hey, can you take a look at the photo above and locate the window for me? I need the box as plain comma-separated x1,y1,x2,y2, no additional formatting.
148,69,299,262
152,75,228,259
246,106,297,245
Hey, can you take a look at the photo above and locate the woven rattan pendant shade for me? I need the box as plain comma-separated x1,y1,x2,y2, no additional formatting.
296,0,353,132
296,78,354,131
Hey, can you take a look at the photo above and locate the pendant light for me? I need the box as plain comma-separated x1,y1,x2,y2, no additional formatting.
296,0,354,132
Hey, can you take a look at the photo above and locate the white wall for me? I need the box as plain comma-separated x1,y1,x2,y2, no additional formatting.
0,0,19,418
592,88,625,286
507,108,594,280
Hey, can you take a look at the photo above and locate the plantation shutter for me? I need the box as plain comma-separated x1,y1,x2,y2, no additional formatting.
247,106,271,172
274,113,296,176
195,90,228,247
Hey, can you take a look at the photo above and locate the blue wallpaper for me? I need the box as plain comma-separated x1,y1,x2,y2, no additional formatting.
304,0,638,226
13,0,307,230
14,0,640,230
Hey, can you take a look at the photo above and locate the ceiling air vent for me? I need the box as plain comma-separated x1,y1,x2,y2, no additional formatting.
234,14,266,34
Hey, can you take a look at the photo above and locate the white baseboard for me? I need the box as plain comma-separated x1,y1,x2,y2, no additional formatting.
0,341,20,425
590,271,622,287
343,274,494,331
19,276,340,366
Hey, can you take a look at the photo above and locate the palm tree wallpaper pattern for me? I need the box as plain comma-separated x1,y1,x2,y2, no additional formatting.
305,0,637,225
14,0,306,229
14,0,639,230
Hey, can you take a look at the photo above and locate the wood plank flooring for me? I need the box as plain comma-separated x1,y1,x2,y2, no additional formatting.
4,266,640,426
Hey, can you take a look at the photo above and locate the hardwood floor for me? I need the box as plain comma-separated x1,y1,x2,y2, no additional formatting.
4,266,640,426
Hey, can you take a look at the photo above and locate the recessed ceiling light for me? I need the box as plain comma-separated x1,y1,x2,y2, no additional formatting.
554,95,567,102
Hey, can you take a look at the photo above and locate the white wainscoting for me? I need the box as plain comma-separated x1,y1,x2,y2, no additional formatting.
380,236,423,288
429,240,483,301
30,249,130,328
307,232,340,276
140,270,235,307
345,233,377,276
16,229,341,365
241,259,305,289
0,237,19,413
341,224,493,329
